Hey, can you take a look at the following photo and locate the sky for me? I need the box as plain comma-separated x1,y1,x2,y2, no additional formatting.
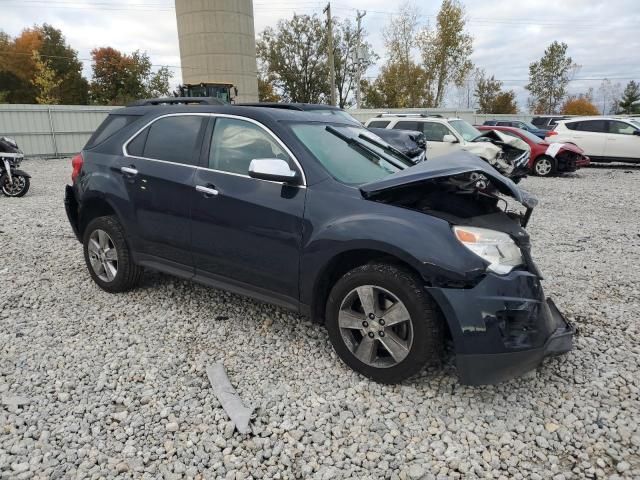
2,0,640,111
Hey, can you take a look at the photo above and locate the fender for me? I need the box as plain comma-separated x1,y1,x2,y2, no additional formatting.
11,169,31,178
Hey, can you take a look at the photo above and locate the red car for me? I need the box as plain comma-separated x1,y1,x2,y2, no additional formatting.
476,125,590,177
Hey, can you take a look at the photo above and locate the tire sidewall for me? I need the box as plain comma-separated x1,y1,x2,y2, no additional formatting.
82,216,133,292
325,264,440,384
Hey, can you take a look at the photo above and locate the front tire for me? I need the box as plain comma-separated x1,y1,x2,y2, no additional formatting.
325,263,444,384
82,215,143,293
1,174,30,197
533,156,555,177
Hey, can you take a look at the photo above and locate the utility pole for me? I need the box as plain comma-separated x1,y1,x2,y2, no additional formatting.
324,2,336,106
355,10,366,109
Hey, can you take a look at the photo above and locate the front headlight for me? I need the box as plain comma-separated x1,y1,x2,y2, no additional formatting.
453,226,524,274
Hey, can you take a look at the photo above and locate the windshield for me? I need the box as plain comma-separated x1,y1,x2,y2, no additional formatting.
521,121,540,130
306,108,361,125
507,128,544,144
449,120,480,141
630,119,640,129
290,123,411,184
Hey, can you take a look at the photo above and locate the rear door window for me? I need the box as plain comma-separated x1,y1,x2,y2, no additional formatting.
128,115,207,165
367,120,391,128
575,120,607,133
393,121,421,131
531,118,545,127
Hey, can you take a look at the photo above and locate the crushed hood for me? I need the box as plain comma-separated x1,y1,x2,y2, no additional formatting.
474,129,530,153
360,151,538,208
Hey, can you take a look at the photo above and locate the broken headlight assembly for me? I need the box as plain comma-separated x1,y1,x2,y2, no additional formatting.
453,226,524,275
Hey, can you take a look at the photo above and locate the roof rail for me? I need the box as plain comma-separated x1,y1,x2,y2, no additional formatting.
374,113,444,118
127,97,224,107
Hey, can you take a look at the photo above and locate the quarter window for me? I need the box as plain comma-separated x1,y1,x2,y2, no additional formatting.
209,118,290,175
128,115,206,165
367,120,391,128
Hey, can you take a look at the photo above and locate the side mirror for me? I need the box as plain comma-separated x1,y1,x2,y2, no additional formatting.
442,134,457,143
248,159,299,184
633,130,640,136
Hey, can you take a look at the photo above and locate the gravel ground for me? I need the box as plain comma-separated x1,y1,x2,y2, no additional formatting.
0,158,639,480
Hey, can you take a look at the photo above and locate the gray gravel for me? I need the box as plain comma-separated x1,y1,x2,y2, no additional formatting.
1,158,639,479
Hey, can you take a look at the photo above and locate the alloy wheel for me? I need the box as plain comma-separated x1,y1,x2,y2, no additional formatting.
338,285,414,368
87,229,118,282
1,176,26,196
535,158,552,176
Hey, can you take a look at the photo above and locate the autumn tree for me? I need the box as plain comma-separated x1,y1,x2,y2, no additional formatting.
418,0,473,107
561,97,599,115
474,70,517,113
364,3,429,107
526,41,579,114
90,48,171,105
31,51,61,104
0,27,42,103
618,80,640,114
258,75,281,102
257,14,329,103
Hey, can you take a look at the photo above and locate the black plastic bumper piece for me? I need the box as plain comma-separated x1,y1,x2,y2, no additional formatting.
64,185,81,241
455,298,575,385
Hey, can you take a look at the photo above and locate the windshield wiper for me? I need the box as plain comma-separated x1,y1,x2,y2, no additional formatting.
356,134,413,168
325,126,383,163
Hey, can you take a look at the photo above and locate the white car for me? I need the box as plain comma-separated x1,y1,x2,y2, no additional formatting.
547,117,640,163
365,114,512,161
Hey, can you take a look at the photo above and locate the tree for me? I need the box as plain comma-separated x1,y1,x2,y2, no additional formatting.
596,78,622,115
257,14,329,103
474,70,517,113
451,67,482,109
0,25,89,104
417,0,473,107
365,3,429,108
31,52,61,104
618,80,640,114
361,62,429,108
560,97,599,115
333,18,377,108
258,76,281,102
526,41,579,114
90,47,172,105
38,24,89,104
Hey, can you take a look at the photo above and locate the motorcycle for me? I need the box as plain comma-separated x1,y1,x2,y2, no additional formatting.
0,137,31,197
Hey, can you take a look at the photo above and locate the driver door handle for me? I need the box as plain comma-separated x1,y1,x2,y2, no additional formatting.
120,166,138,176
196,185,219,197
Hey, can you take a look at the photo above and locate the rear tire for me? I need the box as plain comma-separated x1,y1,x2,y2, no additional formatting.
82,215,143,293
325,262,444,384
533,156,555,177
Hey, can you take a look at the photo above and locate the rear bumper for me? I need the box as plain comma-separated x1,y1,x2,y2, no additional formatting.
429,271,575,385
64,184,81,241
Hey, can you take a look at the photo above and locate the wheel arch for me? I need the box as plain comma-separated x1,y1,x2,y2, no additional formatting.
309,247,431,325
78,195,120,239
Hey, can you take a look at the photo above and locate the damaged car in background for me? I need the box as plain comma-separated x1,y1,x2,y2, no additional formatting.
364,114,531,183
65,102,574,385
477,125,590,177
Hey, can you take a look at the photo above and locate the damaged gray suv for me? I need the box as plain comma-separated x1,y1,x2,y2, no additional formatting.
65,102,575,385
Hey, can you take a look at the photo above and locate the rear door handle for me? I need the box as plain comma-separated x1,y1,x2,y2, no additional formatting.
120,166,138,176
196,185,219,197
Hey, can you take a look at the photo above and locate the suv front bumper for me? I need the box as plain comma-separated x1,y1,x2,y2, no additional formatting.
429,271,575,385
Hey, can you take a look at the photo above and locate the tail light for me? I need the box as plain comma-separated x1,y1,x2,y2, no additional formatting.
545,130,558,138
71,153,84,182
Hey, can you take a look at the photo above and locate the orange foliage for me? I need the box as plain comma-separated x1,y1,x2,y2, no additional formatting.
561,97,600,116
